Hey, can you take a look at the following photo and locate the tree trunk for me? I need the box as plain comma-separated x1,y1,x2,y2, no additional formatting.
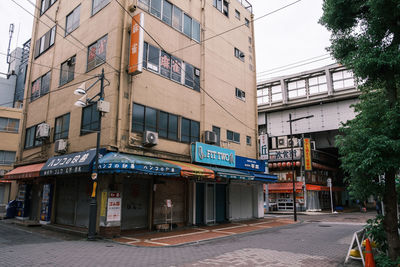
382,169,400,261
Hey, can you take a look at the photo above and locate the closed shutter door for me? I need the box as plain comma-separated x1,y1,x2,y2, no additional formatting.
75,178,90,227
55,178,76,226
240,184,253,219
0,184,5,204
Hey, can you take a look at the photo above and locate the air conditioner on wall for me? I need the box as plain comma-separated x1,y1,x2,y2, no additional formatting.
204,131,217,144
277,136,287,148
35,123,50,140
54,139,67,153
143,130,158,147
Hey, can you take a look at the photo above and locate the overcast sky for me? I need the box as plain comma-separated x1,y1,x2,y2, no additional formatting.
0,0,335,80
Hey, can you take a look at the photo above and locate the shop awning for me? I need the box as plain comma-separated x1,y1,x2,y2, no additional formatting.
98,152,180,176
268,182,303,193
4,163,45,180
162,160,215,179
206,166,254,181
244,171,278,183
40,149,103,176
306,184,345,192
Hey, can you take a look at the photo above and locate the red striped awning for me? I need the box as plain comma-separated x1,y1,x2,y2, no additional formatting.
4,163,45,180
162,160,215,179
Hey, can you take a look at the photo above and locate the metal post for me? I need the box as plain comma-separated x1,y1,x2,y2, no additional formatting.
88,69,104,240
289,113,297,222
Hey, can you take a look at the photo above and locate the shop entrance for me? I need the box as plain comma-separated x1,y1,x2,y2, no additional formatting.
195,183,205,225
29,183,41,221
121,178,150,230
215,184,227,223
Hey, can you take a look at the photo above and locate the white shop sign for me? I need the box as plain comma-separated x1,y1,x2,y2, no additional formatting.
107,193,121,222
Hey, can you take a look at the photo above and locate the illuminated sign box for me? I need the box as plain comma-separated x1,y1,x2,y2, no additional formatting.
191,142,235,168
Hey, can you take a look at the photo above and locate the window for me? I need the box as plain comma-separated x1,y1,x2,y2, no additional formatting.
87,35,107,71
257,88,269,105
227,130,240,143
183,14,192,37
271,84,282,102
223,1,229,16
172,6,182,31
213,0,228,17
0,117,19,133
60,56,76,86
0,151,16,165
246,136,251,146
143,42,200,90
245,18,250,27
212,126,220,146
234,48,244,61
138,0,149,10
31,71,51,101
235,88,246,101
66,5,81,35
132,103,179,141
288,79,306,98
34,26,56,58
181,118,199,143
235,9,240,19
54,113,70,140
40,0,57,15
81,104,99,134
192,20,200,43
25,125,42,149
150,0,162,18
309,74,327,94
332,69,355,90
162,1,172,25
92,0,110,15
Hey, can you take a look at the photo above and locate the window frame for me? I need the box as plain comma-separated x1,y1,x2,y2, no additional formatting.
212,126,221,146
24,124,43,149
181,117,200,143
87,35,108,72
235,9,240,20
235,87,246,101
59,55,76,86
81,104,100,135
234,47,244,62
65,5,81,36
0,150,16,165
31,71,52,101
227,130,240,143
92,0,110,16
0,117,20,133
34,26,56,59
54,113,70,140
246,135,251,146
40,0,57,15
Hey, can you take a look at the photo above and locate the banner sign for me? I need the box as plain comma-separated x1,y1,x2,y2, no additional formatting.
268,148,301,162
259,134,268,160
303,138,312,171
235,156,265,172
128,13,144,75
107,192,121,222
192,142,235,168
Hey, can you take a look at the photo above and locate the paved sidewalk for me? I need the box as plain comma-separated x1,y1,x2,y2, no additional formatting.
114,217,296,247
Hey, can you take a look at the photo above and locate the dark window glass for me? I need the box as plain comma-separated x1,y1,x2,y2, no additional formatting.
41,71,51,95
168,114,178,140
172,6,182,31
87,35,107,71
145,107,157,132
246,135,251,145
212,126,220,146
216,0,222,11
60,56,75,86
25,125,42,148
159,111,168,138
185,63,194,88
143,42,148,69
194,68,200,91
227,130,233,141
40,0,57,15
31,71,51,101
245,18,250,27
0,118,19,133
81,104,99,134
162,1,172,25
0,151,16,165
150,0,161,18
234,132,240,143
192,20,200,42
171,56,181,82
132,103,145,132
160,51,171,78
54,113,70,140
227,130,240,143
183,14,192,37
223,0,229,16
181,118,190,143
92,0,110,15
34,26,56,58
190,121,200,142
147,44,160,72
66,5,80,35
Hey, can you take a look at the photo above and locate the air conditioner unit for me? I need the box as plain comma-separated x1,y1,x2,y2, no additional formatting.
204,131,217,144
36,123,50,139
143,130,158,147
271,137,277,149
277,136,287,148
54,139,67,153
310,141,316,150
288,137,299,147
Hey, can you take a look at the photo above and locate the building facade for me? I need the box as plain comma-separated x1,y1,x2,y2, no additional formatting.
257,64,360,211
5,0,276,236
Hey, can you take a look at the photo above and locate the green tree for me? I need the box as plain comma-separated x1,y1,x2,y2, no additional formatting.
320,0,400,260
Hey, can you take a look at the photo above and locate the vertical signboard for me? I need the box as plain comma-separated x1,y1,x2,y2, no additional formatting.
303,138,312,171
259,134,268,160
107,192,121,222
128,13,144,75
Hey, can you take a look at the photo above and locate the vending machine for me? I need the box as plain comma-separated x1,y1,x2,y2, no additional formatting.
16,184,31,219
40,184,53,224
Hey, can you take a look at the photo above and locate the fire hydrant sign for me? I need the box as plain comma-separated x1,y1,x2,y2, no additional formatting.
107,192,121,222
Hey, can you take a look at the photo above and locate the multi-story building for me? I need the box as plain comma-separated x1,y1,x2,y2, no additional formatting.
4,0,276,236
257,63,360,212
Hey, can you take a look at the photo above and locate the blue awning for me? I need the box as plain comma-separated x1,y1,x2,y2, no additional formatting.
40,149,104,176
245,171,278,183
206,166,254,181
98,152,181,176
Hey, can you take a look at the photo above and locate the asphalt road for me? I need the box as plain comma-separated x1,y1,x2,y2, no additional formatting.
0,212,373,267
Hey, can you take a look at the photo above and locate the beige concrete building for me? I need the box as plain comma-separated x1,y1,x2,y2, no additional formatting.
8,0,272,236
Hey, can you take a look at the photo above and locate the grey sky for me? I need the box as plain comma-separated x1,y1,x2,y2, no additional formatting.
0,0,334,81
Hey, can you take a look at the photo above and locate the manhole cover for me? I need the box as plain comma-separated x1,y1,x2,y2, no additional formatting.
318,225,332,227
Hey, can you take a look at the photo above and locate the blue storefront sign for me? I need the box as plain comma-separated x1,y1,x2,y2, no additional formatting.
235,156,266,172
191,142,235,168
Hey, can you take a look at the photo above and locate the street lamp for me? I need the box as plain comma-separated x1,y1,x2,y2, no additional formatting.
73,68,109,240
287,113,313,222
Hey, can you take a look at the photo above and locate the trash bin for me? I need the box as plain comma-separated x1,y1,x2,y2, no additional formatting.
6,200,17,218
